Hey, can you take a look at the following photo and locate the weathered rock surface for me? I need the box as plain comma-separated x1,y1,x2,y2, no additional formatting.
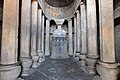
24,57,94,80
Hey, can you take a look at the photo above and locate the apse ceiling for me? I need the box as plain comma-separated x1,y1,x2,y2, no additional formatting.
45,0,74,7
38,0,80,20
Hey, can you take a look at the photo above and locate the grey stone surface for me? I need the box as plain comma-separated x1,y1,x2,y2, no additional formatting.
24,57,94,80
68,19,73,55
76,10,81,53
74,17,77,55
51,37,69,59
45,19,50,56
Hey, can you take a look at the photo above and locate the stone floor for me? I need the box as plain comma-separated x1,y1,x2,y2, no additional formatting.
23,57,94,80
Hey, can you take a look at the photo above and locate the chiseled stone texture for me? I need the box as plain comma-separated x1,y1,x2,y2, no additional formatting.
24,57,94,80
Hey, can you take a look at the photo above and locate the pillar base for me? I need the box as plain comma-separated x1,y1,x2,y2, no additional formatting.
38,52,45,63
85,67,97,75
86,58,98,75
20,57,32,77
17,77,25,80
75,52,80,57
32,55,39,68
96,61,119,80
0,62,21,80
79,54,86,67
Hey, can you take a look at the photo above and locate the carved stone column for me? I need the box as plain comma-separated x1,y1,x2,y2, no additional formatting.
74,16,77,56
86,0,99,75
45,19,50,56
68,19,73,55
81,2,87,56
76,10,81,57
41,15,45,56
79,2,87,67
96,0,119,80
31,0,39,68
20,0,32,76
37,9,45,63
0,0,21,80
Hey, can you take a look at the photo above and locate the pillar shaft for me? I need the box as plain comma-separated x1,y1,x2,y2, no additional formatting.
81,2,87,54
20,0,32,76
20,0,31,58
86,0,98,58
68,19,73,55
45,19,50,56
31,0,39,68
0,0,21,80
37,9,42,53
74,17,77,55
99,0,115,63
1,0,19,64
41,15,45,54
31,0,38,56
97,1,119,80
76,10,81,53
86,0,98,75
97,1,119,78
